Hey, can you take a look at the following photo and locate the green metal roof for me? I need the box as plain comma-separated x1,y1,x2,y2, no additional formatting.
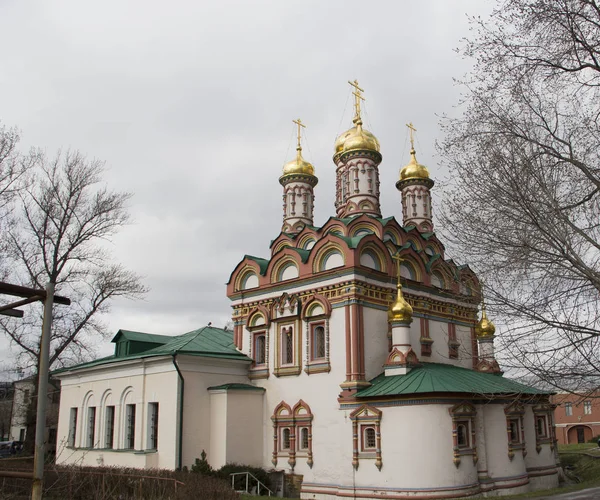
144,326,247,358
207,383,265,392
245,255,270,274
287,247,310,263
110,330,174,344
56,326,250,374
355,363,549,398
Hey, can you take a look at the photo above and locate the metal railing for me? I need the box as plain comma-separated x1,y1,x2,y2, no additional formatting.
230,471,272,496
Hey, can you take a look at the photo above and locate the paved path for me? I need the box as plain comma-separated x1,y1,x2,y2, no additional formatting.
534,486,600,499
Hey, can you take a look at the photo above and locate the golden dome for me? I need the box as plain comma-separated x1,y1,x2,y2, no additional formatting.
399,148,430,181
388,284,413,323
476,305,496,338
334,120,380,157
282,148,315,177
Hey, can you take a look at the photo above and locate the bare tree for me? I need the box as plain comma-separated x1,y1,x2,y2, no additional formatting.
0,124,36,279
1,149,148,372
439,0,600,392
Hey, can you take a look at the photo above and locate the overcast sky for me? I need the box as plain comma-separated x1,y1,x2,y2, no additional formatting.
0,0,493,366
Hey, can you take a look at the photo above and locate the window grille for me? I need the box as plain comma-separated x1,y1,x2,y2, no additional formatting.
283,328,294,364
87,407,96,448
282,428,291,450
313,326,325,359
457,421,469,448
536,416,546,437
105,406,115,448
68,408,78,447
300,427,309,450
364,427,376,449
509,419,520,443
255,335,266,365
125,404,136,449
584,401,592,415
149,403,159,449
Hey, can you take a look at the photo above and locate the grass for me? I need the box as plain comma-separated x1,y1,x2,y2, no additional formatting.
456,447,600,499
558,442,598,453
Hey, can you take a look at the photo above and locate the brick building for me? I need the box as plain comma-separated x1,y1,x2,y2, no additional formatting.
551,392,600,445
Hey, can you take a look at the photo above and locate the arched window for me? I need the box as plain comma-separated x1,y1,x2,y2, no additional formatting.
431,272,444,289
278,262,299,281
299,427,309,450
363,427,376,450
281,428,291,450
504,401,526,461
400,263,416,280
449,402,477,467
353,228,374,238
301,238,316,250
283,327,294,365
456,423,469,448
318,248,344,271
255,334,266,365
312,325,325,360
241,272,259,290
536,416,547,438
360,249,381,271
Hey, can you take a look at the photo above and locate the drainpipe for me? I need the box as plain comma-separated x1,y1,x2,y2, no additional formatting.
172,354,184,470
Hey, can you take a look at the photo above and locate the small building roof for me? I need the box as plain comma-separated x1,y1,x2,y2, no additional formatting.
207,383,265,392
55,326,250,374
110,330,174,344
355,362,550,398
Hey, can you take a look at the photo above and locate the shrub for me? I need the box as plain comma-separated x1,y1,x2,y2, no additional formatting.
0,461,239,500
190,450,213,475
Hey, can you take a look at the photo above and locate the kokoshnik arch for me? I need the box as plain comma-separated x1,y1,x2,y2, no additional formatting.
55,81,559,499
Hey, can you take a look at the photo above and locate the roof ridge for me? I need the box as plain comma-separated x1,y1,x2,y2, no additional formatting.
172,327,207,353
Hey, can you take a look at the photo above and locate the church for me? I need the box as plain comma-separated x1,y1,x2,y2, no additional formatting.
55,82,560,499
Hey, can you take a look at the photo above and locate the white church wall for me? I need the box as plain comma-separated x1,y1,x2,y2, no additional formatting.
225,390,264,466
251,308,355,486
362,306,389,381
427,320,452,364
455,324,474,368
522,405,559,490
209,388,265,469
481,403,530,495
56,357,179,470
371,404,477,489
209,392,228,467
424,320,473,367
178,356,250,469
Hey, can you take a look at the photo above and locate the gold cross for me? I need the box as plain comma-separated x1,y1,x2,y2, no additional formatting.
348,79,365,121
392,254,405,285
292,118,306,153
406,122,417,150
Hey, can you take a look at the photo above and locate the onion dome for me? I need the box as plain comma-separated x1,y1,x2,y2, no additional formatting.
399,148,430,181
282,149,315,177
388,284,413,323
334,118,380,158
476,303,496,338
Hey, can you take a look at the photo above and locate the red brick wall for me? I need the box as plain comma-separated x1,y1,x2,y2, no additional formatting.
550,392,600,445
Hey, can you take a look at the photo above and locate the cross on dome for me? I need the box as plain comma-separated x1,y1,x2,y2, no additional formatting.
406,122,417,150
348,79,365,124
392,253,405,288
292,118,306,156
